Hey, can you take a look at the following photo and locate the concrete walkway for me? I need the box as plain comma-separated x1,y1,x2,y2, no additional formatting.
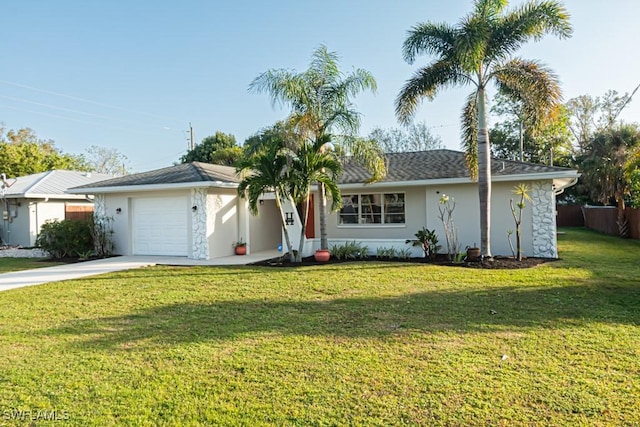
0,250,281,292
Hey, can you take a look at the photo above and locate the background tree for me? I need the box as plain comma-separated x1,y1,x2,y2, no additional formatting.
490,93,572,164
0,127,89,177
396,0,572,257
250,45,384,251
368,122,443,153
85,145,130,175
180,131,242,166
577,124,640,236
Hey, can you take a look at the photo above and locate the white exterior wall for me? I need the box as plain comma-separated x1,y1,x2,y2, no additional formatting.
248,199,282,252
321,180,556,258
206,190,239,259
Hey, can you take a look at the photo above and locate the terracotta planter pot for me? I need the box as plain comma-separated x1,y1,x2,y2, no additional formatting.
235,245,247,255
314,249,330,262
466,247,481,261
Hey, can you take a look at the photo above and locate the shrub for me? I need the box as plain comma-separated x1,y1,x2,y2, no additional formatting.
91,215,115,257
330,241,368,260
396,248,412,260
36,219,93,259
405,227,441,259
376,246,397,259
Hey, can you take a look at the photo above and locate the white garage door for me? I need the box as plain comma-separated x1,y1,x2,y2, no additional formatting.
132,196,189,256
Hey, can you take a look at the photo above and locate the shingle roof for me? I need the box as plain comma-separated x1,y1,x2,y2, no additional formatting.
1,170,115,198
339,149,575,184
70,162,240,190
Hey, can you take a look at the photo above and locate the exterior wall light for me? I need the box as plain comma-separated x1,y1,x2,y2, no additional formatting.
192,205,198,212
115,208,122,214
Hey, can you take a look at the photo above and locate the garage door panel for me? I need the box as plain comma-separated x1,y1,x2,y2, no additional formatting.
132,196,188,256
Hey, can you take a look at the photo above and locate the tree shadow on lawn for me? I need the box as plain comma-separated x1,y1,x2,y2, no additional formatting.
46,277,640,351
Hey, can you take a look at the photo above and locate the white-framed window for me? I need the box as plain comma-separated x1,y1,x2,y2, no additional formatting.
338,193,406,225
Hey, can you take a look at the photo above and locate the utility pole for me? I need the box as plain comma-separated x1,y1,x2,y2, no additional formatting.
189,122,194,151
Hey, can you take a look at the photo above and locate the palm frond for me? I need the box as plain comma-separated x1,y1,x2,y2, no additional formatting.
396,60,474,125
492,58,562,128
402,22,458,64
461,93,479,180
486,0,572,60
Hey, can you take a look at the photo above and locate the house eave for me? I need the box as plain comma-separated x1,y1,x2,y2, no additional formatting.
338,170,580,190
66,181,239,195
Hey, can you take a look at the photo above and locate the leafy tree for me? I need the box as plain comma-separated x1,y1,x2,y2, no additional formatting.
0,127,89,177
578,124,640,236
180,131,241,166
395,0,572,257
368,122,443,153
85,145,129,175
250,45,383,250
567,90,635,151
490,92,572,164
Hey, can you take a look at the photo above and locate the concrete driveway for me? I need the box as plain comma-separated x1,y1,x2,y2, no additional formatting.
0,250,280,292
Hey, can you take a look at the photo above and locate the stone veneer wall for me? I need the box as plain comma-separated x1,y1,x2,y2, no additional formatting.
531,181,558,258
191,189,209,259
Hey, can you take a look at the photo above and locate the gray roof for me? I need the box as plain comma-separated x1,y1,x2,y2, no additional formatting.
70,162,240,190
339,149,576,184
1,170,115,199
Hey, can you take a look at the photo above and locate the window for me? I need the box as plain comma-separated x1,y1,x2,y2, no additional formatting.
338,193,405,225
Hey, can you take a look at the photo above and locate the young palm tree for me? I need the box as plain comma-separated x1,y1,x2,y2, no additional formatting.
250,45,384,250
288,138,343,261
396,0,572,257
236,141,297,262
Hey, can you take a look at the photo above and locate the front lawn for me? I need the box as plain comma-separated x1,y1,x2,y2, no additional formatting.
0,228,638,426
0,257,63,274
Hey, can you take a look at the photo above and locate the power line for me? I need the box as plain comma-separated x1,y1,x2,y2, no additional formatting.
0,104,164,135
0,79,188,125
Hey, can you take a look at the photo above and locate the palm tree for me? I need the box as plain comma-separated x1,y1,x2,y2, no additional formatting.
250,45,384,251
579,124,640,237
288,137,343,261
395,0,572,257
236,140,297,262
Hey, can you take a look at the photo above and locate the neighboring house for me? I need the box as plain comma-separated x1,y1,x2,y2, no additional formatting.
68,150,579,260
0,170,114,247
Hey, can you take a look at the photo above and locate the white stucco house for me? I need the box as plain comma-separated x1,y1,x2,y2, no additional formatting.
1,170,114,247
68,150,579,260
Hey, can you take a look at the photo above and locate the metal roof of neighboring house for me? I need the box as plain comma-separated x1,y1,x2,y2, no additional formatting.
1,170,115,199
339,150,577,184
69,162,240,193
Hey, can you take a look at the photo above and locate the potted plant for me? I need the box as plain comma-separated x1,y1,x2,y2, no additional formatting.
233,238,247,255
466,243,481,261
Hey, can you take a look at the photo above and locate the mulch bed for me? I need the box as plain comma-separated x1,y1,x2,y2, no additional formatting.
250,254,553,269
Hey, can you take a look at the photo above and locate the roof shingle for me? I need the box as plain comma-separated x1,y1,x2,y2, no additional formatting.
339,149,575,184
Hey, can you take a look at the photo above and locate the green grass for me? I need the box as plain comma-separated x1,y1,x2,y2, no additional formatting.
0,228,638,426
0,257,63,273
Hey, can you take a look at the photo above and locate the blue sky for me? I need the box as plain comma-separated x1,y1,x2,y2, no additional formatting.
1,0,638,172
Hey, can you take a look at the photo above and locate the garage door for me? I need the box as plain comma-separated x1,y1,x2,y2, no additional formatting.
132,196,189,256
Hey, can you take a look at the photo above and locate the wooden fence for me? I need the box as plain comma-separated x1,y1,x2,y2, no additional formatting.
559,205,640,239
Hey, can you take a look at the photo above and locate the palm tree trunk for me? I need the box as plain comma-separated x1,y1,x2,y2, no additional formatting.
297,195,310,262
477,87,493,258
317,182,328,249
275,189,295,262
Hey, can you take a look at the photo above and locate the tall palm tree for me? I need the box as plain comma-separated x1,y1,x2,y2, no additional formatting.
236,140,297,262
250,45,384,250
396,0,572,257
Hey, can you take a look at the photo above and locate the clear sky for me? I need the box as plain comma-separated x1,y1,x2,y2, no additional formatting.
1,0,638,172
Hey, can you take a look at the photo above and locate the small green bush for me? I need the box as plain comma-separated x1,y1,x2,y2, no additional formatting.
36,219,93,259
330,241,368,260
376,246,397,259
